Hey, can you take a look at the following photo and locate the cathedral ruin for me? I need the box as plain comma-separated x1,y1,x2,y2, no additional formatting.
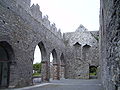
0,0,119,90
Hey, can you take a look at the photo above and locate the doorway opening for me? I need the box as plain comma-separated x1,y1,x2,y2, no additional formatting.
50,49,59,80
89,66,98,79
0,41,14,88
33,42,47,83
33,45,41,77
50,53,53,79
0,46,9,88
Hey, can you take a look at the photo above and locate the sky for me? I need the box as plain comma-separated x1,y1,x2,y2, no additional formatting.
32,0,100,63
31,0,100,33
34,45,53,64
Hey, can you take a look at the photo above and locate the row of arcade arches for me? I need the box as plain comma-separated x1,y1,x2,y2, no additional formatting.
33,42,66,82
0,41,65,88
0,41,97,88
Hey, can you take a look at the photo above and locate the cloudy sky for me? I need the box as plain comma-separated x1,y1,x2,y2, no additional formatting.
31,0,100,63
31,0,100,33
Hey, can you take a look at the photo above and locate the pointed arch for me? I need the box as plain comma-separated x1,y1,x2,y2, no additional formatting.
83,44,91,48
51,49,57,63
82,44,91,61
60,53,65,65
38,41,47,61
33,41,49,82
73,42,82,58
73,42,81,47
0,41,15,62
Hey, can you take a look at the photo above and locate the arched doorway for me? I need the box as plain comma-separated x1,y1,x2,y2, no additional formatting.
33,45,42,84
50,53,53,79
0,41,14,88
60,53,65,79
33,42,49,82
89,66,98,79
50,49,59,80
0,45,9,88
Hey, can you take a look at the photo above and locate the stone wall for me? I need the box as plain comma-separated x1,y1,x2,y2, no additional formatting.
0,0,65,88
100,0,120,90
63,25,99,79
0,0,119,89
0,0,100,88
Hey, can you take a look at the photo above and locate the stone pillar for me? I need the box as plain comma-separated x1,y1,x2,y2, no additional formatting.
41,61,49,82
9,62,18,88
53,63,60,80
60,64,65,79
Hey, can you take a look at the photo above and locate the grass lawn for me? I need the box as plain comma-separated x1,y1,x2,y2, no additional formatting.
33,72,41,76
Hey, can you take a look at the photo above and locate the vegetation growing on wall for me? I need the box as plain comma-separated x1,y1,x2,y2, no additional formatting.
90,32,99,41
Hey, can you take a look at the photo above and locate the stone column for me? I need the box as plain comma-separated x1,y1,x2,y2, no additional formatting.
41,61,49,82
53,63,60,80
9,61,18,88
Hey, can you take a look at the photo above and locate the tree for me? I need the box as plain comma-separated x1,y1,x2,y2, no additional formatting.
33,63,42,73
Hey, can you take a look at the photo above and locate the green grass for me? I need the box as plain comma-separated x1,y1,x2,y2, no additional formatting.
32,72,41,76
90,72,96,76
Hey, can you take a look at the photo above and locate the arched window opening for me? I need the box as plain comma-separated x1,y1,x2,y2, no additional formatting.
73,42,81,47
89,66,98,79
73,42,81,58
82,44,91,61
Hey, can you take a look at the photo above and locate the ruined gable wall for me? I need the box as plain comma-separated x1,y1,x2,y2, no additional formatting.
63,30,99,79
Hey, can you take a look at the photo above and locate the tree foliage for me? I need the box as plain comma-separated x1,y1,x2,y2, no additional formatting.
33,63,42,73
90,66,97,75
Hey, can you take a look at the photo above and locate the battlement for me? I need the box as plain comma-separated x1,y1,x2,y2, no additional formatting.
16,0,31,12
16,0,63,39
42,15,50,29
30,4,42,22
0,0,63,39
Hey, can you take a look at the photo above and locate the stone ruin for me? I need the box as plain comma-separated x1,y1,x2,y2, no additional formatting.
0,0,119,90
